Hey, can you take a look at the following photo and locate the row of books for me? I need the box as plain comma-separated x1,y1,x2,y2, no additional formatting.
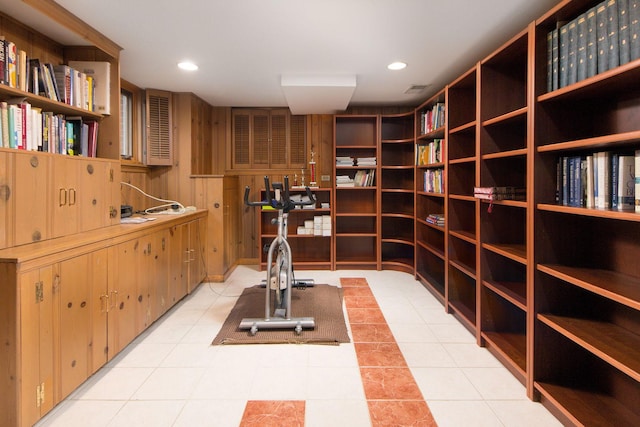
425,213,445,227
547,0,640,92
0,100,98,156
556,151,639,211
416,139,443,165
474,186,526,201
422,169,444,194
418,102,445,135
336,169,376,187
0,36,110,114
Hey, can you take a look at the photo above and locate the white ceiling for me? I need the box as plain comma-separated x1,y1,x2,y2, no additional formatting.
4,0,560,113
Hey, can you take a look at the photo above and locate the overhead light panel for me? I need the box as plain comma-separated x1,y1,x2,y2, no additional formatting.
387,61,407,70
178,61,198,71
281,74,357,115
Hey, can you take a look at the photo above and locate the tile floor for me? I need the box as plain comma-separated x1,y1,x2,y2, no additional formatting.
36,266,563,427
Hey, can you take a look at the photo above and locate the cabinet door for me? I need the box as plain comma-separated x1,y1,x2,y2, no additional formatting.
14,151,49,245
169,224,188,304
51,157,80,239
0,151,11,249
136,234,156,331
78,159,108,232
19,266,55,426
107,240,139,358
90,248,109,373
107,161,121,226
188,219,206,292
154,229,170,317
57,254,92,399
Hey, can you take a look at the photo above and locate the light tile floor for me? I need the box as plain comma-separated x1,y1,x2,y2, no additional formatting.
36,266,562,427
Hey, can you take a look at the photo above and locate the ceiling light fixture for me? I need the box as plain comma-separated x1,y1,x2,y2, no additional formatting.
178,61,198,71
387,61,407,70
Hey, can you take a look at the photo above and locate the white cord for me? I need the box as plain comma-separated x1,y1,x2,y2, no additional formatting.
120,181,185,214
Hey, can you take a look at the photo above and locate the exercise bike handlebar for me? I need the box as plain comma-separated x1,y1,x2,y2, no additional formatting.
244,176,316,211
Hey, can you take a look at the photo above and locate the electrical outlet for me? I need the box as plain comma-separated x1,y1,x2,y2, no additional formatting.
321,175,330,182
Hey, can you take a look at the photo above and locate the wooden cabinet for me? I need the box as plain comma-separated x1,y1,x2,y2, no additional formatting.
333,115,379,269
446,67,480,333
13,151,50,246
0,150,9,248
415,90,447,302
0,212,206,427
531,0,640,424
477,26,532,389
18,266,55,427
380,112,415,273
258,187,333,270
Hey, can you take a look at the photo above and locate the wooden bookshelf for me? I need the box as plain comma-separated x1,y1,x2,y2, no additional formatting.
478,24,533,391
532,0,640,424
333,115,379,269
380,112,415,273
258,187,332,270
445,66,479,333
415,90,447,301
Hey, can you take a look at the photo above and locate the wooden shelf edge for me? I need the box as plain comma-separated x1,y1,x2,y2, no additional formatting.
537,313,640,382
481,331,527,380
537,203,640,222
482,280,527,311
481,242,527,264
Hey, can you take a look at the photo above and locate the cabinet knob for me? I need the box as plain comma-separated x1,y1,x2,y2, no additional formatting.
214,202,220,208
87,164,94,174
32,230,42,242
30,156,39,168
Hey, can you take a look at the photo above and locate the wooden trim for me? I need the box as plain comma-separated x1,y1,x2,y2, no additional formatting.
23,0,122,58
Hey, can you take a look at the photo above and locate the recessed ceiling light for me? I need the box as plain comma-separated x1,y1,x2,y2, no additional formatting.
387,61,407,70
178,61,198,71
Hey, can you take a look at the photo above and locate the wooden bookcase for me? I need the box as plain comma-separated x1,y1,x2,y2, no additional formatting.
258,187,332,270
415,91,447,302
333,115,379,269
380,112,415,273
478,26,532,388
531,0,640,425
445,66,480,334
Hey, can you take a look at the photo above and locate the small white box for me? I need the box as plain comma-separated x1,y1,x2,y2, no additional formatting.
304,220,314,229
313,228,322,236
322,215,331,225
297,226,306,234
322,229,332,236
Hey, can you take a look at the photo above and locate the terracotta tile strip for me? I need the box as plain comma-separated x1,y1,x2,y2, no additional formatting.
240,400,305,427
343,277,438,427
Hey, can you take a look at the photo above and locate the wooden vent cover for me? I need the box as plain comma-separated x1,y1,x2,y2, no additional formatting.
145,89,173,166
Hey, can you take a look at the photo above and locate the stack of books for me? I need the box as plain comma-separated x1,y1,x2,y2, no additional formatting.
336,156,354,166
474,187,526,201
336,175,355,187
355,157,376,166
426,213,445,227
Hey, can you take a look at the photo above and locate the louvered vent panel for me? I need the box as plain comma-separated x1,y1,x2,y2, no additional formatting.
145,90,172,166
233,114,250,166
253,114,269,165
271,113,287,166
290,115,306,165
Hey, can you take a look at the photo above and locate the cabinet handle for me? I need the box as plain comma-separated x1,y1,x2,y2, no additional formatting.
59,188,67,207
100,294,109,313
109,290,118,311
68,188,77,206
190,248,196,262
0,184,10,201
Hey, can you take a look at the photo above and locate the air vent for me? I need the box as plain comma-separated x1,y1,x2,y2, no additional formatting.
144,89,173,166
404,84,431,94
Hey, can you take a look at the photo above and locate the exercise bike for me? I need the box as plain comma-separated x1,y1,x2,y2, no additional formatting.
240,176,316,335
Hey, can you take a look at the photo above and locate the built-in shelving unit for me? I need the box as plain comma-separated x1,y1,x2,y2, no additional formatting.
415,91,447,302
445,67,479,334
380,112,415,273
478,25,532,388
531,0,640,425
258,187,332,270
333,115,379,269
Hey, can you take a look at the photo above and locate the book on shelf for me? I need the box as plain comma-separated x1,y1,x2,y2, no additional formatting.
336,156,354,166
551,0,635,90
416,139,443,165
0,37,6,86
68,61,110,114
419,102,445,135
558,152,635,210
422,169,444,194
635,149,640,212
355,157,376,166
473,186,526,201
426,213,445,226
631,0,640,60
